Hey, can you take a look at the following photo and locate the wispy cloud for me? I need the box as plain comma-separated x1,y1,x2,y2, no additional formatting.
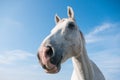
87,23,112,35
0,50,34,64
85,22,119,43
0,49,45,80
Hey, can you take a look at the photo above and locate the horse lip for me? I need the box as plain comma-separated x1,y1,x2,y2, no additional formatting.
38,56,62,74
45,65,61,74
43,56,62,74
40,56,62,74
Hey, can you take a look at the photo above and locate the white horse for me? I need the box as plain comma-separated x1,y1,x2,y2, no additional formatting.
37,6,105,80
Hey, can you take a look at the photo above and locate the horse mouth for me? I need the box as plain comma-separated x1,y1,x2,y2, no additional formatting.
38,59,61,74
42,64,61,74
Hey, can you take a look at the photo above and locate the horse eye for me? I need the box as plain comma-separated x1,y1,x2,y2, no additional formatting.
68,22,75,30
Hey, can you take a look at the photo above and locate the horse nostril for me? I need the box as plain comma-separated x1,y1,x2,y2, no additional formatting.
46,46,53,57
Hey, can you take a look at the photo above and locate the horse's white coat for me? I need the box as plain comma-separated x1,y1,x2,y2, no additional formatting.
39,6,105,80
71,46,105,80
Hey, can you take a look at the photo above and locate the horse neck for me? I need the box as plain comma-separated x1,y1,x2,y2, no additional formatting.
71,46,94,80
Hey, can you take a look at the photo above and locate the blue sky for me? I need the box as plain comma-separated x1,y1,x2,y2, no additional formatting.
0,0,120,80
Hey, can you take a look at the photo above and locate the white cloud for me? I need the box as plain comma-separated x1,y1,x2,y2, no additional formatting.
0,49,43,80
0,50,34,64
85,22,119,43
88,23,112,35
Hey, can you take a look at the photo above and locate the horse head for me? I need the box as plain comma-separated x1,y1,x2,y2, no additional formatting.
37,6,84,74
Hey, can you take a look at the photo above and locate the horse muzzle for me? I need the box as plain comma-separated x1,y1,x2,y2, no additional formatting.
37,45,62,74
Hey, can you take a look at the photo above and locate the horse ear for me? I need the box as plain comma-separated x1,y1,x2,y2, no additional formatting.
67,6,74,19
55,14,61,24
